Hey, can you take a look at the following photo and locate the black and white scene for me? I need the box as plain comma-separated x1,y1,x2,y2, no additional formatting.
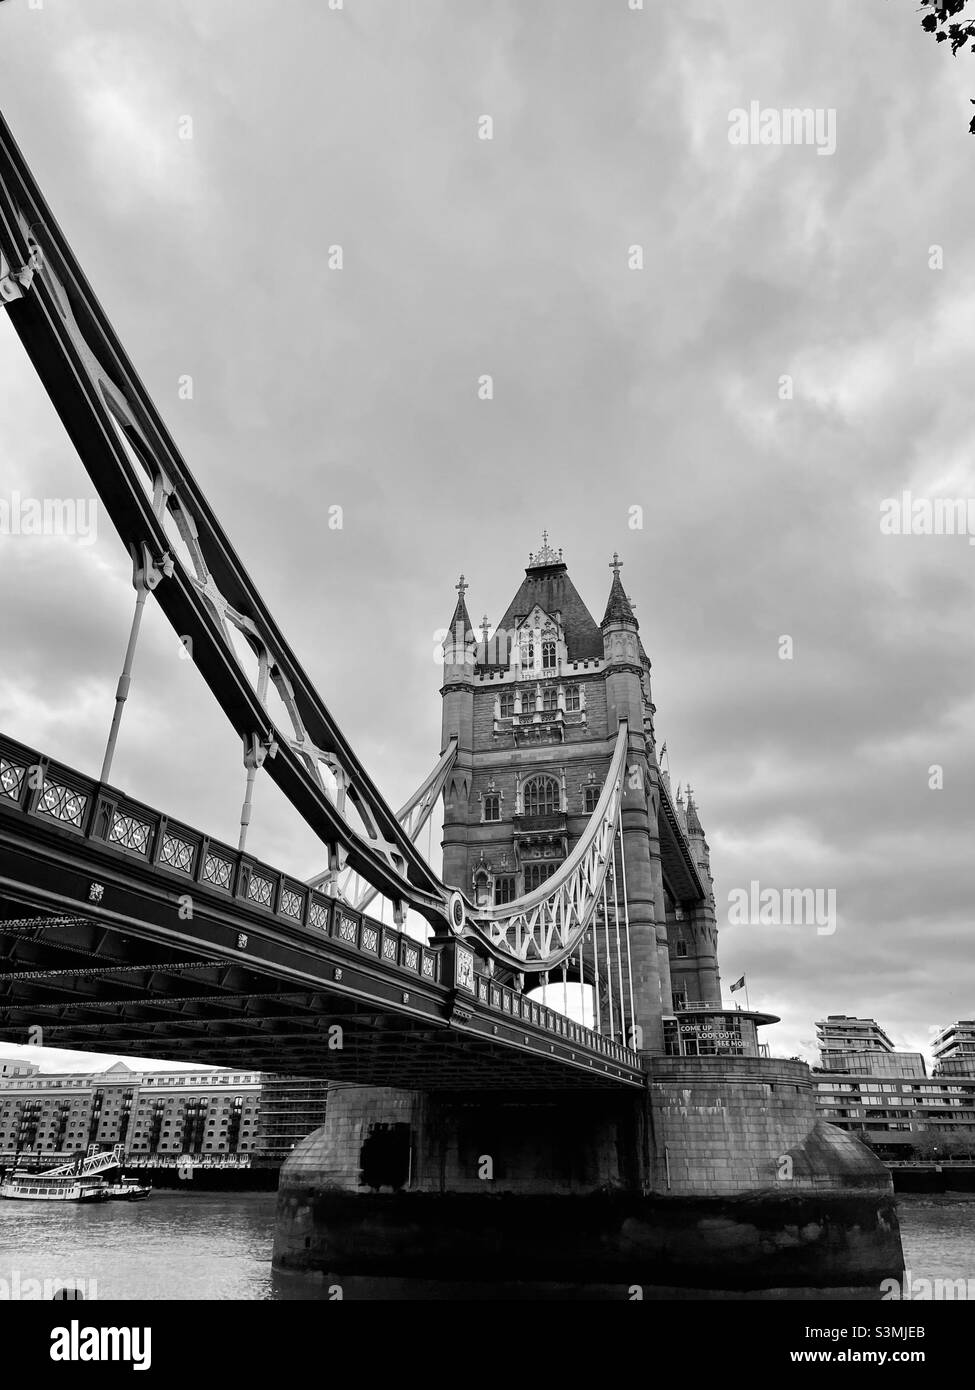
0,0,973,1350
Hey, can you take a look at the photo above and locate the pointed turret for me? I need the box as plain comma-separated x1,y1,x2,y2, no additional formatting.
444,573,473,657
602,551,647,732
674,783,721,1006
685,786,703,837
440,574,475,888
601,554,638,630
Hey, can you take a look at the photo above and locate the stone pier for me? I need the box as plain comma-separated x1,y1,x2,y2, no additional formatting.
272,1058,904,1297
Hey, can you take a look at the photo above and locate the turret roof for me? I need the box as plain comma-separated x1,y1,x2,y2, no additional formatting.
601,556,638,630
493,553,603,664
445,574,473,642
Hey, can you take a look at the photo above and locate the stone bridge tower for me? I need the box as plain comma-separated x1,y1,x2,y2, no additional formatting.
438,535,720,1053
272,536,902,1297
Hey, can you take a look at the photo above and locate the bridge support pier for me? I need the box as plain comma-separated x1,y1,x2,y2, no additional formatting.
272,1061,904,1298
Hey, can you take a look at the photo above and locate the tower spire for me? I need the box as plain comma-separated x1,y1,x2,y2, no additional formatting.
601,553,638,629
686,785,703,835
446,572,473,635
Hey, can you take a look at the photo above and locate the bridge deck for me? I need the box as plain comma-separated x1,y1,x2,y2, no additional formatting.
0,735,644,1090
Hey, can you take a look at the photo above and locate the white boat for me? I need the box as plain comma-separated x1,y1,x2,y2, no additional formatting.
102,1177,151,1201
0,1142,127,1203
0,1171,109,1202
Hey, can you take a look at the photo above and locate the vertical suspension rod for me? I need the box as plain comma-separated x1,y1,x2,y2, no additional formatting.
602,879,614,1040
619,827,637,1046
611,839,626,1047
100,582,150,785
591,899,602,1035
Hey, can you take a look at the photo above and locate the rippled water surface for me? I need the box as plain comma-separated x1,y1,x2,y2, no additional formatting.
0,1191,970,1300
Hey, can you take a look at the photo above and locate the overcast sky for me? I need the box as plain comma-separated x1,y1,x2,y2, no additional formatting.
1,0,973,1073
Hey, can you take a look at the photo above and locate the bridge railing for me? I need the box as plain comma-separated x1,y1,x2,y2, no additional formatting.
472,974,635,1066
0,732,441,987
0,732,642,1073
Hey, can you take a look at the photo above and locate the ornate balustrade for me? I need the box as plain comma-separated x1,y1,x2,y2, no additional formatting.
0,732,642,1076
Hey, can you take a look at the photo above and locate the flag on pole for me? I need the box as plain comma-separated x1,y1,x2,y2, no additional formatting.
730,975,745,992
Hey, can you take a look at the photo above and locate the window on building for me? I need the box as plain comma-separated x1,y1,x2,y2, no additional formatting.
520,637,535,668
483,793,501,823
524,862,559,893
523,775,560,816
584,785,599,815
494,876,517,906
498,691,515,718
565,685,581,712
542,640,556,670
676,940,688,958
542,687,558,713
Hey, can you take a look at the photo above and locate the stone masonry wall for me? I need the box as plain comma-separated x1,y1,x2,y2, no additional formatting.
649,1056,891,1196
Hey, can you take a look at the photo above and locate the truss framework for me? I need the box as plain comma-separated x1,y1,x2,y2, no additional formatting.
0,111,448,926
465,723,629,971
307,737,458,911
0,111,646,982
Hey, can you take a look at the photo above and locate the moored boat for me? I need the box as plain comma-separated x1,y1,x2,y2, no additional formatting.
102,1177,151,1201
0,1171,109,1202
0,1141,133,1203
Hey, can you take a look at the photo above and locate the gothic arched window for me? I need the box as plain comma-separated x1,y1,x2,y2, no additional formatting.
523,775,560,816
498,691,515,718
524,861,559,893
483,793,501,823
584,785,599,815
542,639,557,669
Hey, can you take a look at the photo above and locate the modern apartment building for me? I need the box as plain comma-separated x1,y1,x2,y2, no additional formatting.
932,1021,975,1078
813,1017,975,1160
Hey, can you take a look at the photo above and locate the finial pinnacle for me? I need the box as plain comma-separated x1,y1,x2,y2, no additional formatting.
609,552,622,576
527,532,563,568
456,574,468,597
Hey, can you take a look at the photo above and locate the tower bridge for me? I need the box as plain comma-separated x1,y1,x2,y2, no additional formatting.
0,108,903,1295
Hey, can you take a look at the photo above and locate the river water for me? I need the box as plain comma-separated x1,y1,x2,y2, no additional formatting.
0,1193,969,1300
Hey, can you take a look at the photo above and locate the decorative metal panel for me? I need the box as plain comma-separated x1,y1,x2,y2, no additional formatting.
0,757,26,801
108,811,151,856
247,873,273,908
203,852,233,890
161,832,194,873
280,887,303,920
36,780,87,828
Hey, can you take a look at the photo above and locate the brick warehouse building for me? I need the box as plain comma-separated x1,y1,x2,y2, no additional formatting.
439,534,722,1052
0,1060,327,1170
